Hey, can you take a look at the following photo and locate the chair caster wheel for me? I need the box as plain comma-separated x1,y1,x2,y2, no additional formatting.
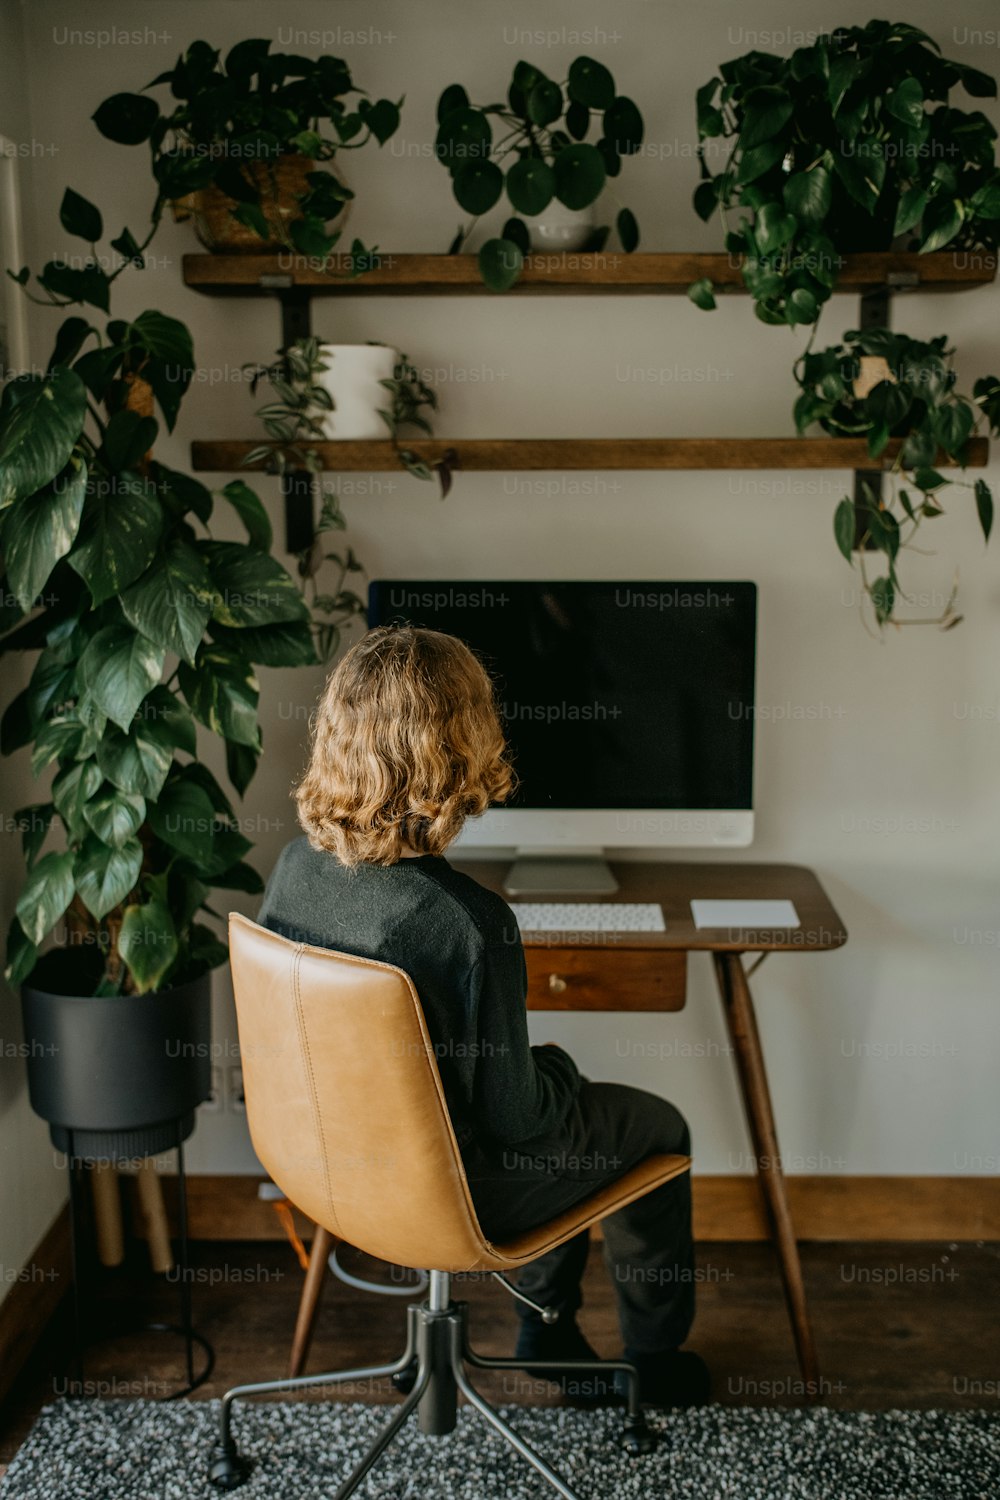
621,1416,658,1456
392,1357,419,1395
208,1443,253,1490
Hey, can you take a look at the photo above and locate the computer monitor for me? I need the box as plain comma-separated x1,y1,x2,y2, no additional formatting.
367,581,757,892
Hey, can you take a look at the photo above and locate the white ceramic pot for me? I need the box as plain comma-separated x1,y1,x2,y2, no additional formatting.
528,202,598,252
314,344,398,439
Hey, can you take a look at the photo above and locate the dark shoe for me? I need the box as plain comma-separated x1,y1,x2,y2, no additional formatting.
615,1348,712,1409
515,1318,618,1405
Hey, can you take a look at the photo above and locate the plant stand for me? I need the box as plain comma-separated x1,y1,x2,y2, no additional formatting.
62,1121,214,1401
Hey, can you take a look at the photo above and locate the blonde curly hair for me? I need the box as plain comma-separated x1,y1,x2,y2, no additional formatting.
296,625,514,866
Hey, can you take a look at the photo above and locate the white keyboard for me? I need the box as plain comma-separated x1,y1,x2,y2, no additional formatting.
510,902,666,933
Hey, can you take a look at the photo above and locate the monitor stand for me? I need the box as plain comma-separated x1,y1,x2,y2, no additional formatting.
503,849,619,896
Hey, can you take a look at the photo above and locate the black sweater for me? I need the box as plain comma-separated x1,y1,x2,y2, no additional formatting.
256,838,581,1150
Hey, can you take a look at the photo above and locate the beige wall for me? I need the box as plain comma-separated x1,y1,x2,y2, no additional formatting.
2,1,999,1201
0,0,67,1311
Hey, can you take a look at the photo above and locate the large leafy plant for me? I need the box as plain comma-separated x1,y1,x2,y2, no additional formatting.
435,57,644,289
0,297,317,995
92,38,401,260
794,328,1000,627
690,20,1000,325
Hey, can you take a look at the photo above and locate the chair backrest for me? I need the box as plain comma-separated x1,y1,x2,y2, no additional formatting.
227,913,494,1272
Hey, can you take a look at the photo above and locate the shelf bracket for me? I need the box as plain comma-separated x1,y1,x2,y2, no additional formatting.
852,284,893,548
278,289,315,554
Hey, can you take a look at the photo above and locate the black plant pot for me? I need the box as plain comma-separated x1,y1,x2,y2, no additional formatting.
21,952,212,1162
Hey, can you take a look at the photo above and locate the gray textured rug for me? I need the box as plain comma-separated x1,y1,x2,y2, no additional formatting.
0,1398,996,1499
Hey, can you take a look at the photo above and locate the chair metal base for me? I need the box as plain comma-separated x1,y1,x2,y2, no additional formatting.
208,1271,656,1500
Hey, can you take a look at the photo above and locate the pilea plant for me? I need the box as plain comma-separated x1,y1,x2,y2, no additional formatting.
690,20,1000,325
92,37,401,261
436,57,644,290
793,328,1000,628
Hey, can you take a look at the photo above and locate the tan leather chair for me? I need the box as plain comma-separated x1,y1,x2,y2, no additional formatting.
209,914,691,1500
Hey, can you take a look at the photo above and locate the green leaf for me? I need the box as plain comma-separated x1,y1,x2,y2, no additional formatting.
68,474,164,604
212,620,317,667
913,468,946,492
452,160,504,216
209,860,264,894
478,238,523,293
147,778,217,862
506,158,554,216
2,457,87,609
103,409,158,471
52,758,103,833
59,188,103,243
885,77,924,130
565,100,590,141
687,277,717,310
16,850,75,946
527,79,562,127
919,198,964,254
602,96,643,155
616,208,639,253
834,498,856,562
225,740,259,797
782,166,831,224
79,624,165,732
96,717,174,800
755,203,797,254
74,835,142,920
202,542,308,627
118,898,178,993
501,217,530,256
220,480,271,550
365,98,400,145
16,802,54,866
437,84,469,124
974,478,993,542
894,187,929,238
552,143,606,210
833,149,885,213
870,575,895,626
0,368,87,508
736,139,785,184
568,57,615,110
5,918,39,987
435,107,491,174
178,645,260,748
786,287,818,325
82,786,145,848
120,537,215,665
92,92,159,145
738,86,794,149
693,180,719,222
933,401,973,456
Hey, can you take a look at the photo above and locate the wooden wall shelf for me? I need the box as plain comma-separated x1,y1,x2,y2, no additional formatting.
191,436,989,474
182,250,997,297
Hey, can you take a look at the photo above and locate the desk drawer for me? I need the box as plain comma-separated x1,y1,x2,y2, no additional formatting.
524,948,686,1011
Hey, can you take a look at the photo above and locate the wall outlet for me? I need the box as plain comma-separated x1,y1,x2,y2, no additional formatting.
201,1066,224,1113
228,1066,246,1113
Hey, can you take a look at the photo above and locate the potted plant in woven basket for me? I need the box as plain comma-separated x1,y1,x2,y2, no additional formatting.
0,196,320,1160
92,37,401,260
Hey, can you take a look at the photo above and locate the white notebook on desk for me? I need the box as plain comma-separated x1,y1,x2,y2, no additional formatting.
690,899,800,929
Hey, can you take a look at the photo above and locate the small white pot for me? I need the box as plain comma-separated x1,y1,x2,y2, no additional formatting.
314,344,398,439
529,202,598,252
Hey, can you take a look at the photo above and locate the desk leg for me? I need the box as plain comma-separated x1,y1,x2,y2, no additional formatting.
713,951,820,1391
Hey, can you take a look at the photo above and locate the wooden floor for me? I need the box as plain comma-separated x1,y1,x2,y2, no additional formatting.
2,1237,999,1468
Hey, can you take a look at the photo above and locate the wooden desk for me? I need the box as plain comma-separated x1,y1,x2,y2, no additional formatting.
452,859,848,1389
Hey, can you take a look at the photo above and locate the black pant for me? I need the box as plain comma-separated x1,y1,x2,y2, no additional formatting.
464,1082,694,1355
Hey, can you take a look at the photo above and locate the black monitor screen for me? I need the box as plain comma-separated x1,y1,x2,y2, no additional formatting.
367,581,756,811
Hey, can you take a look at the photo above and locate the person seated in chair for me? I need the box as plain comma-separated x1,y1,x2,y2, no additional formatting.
257,624,710,1409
